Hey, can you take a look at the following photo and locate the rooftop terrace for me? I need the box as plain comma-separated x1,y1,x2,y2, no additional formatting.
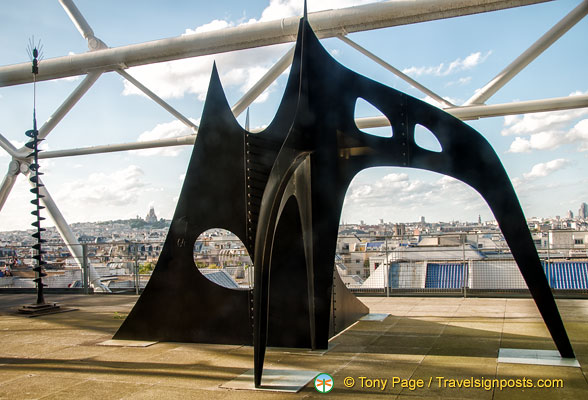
0,294,587,399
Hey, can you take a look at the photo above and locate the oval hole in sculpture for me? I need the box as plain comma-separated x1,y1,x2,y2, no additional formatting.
339,167,495,290
354,97,393,138
414,124,442,153
194,228,253,289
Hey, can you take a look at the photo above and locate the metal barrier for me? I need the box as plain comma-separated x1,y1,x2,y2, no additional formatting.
1,232,586,298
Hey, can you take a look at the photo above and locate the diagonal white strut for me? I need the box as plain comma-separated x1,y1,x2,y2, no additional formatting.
465,0,588,105
337,35,454,107
59,0,198,132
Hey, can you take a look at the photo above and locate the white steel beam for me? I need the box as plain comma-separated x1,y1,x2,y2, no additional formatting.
356,94,588,128
0,162,19,213
337,35,454,107
231,46,295,117
39,134,197,159
60,0,197,132
38,72,102,141
0,174,17,212
0,132,19,158
117,69,198,131
12,71,102,159
59,0,107,51
59,0,95,40
0,0,550,87
465,0,588,105
36,94,588,159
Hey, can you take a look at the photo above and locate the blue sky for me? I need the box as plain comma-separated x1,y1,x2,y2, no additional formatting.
0,0,587,231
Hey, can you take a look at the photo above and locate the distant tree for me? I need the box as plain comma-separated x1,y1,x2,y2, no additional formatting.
138,262,155,274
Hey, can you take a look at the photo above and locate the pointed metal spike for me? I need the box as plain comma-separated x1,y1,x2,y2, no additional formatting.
303,0,307,19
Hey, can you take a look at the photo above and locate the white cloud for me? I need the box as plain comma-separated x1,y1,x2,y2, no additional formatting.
502,90,588,136
186,19,234,34
259,0,378,21
508,118,588,153
445,76,472,87
502,108,588,136
504,90,588,153
136,119,197,157
344,172,483,214
402,51,492,77
567,119,588,151
523,158,571,179
56,165,146,208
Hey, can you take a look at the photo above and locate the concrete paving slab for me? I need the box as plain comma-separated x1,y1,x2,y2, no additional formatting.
494,362,587,400
98,339,158,347
360,313,390,321
498,348,580,368
221,368,319,393
0,295,586,399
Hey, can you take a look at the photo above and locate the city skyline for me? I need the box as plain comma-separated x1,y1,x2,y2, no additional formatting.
2,201,588,235
0,1,587,231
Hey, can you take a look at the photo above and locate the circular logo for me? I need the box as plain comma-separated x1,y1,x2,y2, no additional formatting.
314,373,334,393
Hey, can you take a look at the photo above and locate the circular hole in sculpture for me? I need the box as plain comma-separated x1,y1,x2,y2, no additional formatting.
194,228,253,289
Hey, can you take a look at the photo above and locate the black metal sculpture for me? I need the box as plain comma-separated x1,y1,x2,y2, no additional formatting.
116,10,574,387
19,39,60,315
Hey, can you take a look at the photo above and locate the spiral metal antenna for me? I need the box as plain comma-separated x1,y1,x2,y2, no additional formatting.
25,39,48,305
19,39,62,315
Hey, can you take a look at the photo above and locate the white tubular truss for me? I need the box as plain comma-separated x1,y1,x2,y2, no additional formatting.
0,0,550,87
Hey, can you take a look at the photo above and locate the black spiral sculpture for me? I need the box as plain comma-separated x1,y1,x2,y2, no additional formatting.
25,41,48,305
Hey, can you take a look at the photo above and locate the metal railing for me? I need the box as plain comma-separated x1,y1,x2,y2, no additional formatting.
1,233,587,298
